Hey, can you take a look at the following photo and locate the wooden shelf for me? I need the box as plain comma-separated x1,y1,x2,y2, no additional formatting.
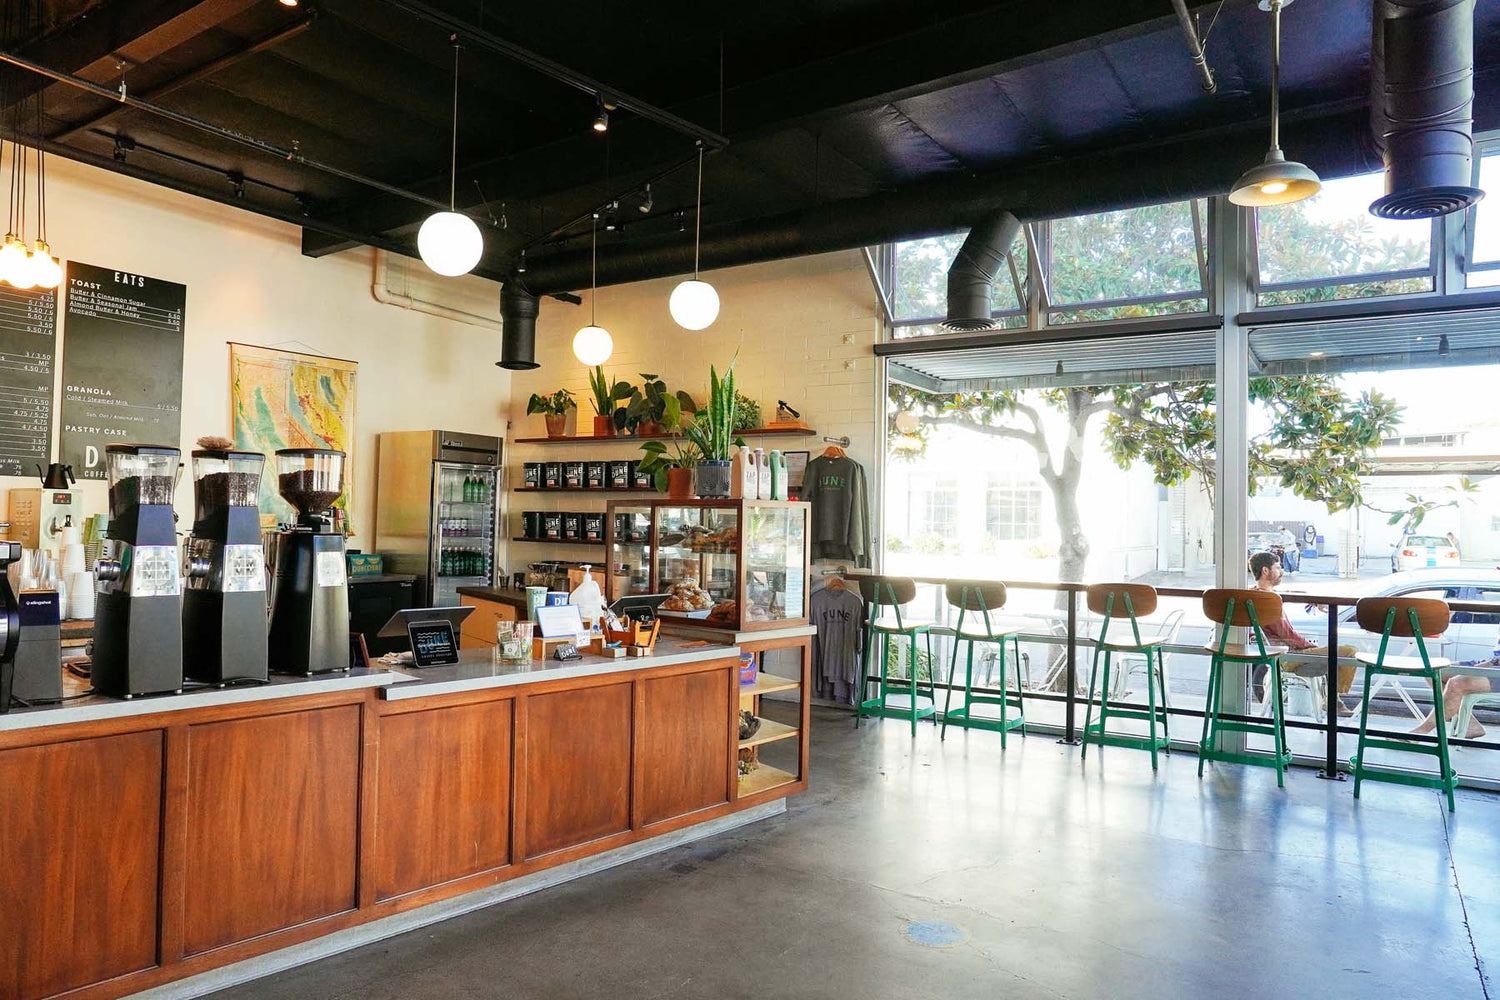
739,717,798,749
738,764,798,797
510,537,604,546
514,427,818,445
514,487,656,494
739,673,800,696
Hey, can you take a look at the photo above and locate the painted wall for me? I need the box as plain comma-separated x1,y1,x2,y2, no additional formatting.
1,156,510,544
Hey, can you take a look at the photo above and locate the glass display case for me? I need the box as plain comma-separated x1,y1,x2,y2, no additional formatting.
605,499,810,631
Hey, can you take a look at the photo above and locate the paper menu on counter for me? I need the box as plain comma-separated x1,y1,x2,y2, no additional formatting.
535,603,585,639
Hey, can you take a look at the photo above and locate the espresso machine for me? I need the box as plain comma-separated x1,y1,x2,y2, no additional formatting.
183,449,268,685
92,445,183,698
0,541,22,713
267,448,349,675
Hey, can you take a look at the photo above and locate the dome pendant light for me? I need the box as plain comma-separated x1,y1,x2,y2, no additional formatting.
418,37,483,277
669,141,720,330
1229,0,1320,207
573,214,613,365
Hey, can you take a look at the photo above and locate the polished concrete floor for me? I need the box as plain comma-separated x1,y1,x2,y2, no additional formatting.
211,706,1498,1000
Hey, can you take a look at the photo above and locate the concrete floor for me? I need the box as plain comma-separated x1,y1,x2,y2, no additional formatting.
210,706,1498,1000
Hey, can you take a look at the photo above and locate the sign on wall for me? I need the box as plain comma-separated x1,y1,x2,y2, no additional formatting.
0,283,56,477
59,262,186,479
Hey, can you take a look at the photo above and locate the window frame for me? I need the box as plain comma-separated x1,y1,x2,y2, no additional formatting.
1465,136,1500,275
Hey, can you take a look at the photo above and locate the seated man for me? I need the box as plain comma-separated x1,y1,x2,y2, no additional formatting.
1413,638,1499,739
1248,551,1356,715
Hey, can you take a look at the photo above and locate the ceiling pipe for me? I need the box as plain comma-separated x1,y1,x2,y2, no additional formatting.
1369,0,1484,218
943,211,1021,332
497,282,540,370
371,251,500,330
1169,0,1218,94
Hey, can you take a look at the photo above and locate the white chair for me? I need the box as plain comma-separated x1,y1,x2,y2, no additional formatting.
1107,609,1185,702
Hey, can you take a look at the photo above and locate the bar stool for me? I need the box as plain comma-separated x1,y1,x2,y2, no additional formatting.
1351,597,1457,811
1080,584,1171,770
1199,588,1292,787
856,576,937,736
940,581,1026,746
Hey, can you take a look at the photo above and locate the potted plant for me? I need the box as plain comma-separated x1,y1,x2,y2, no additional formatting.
587,366,633,438
732,391,762,431
637,393,699,498
526,389,575,438
681,360,741,498
624,373,698,437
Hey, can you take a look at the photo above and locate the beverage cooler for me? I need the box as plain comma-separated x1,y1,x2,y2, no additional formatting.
375,430,501,606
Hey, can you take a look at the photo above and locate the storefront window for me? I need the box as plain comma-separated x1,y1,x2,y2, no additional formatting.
1467,149,1500,288
1047,200,1208,323
890,229,1027,335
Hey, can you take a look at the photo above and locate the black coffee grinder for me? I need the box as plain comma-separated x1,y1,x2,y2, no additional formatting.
183,449,269,685
267,448,349,675
93,444,184,698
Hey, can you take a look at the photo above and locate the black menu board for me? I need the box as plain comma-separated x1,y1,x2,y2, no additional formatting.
59,262,185,480
0,284,56,477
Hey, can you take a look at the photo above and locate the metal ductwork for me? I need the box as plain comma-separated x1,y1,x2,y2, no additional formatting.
1369,0,1484,219
497,282,540,371
943,211,1021,332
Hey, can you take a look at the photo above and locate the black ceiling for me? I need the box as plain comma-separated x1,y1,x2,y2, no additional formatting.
3,0,1499,293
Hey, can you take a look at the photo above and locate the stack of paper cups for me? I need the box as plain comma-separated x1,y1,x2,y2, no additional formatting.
68,571,95,620
61,542,87,578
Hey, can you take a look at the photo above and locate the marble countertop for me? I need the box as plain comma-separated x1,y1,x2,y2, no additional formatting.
381,638,741,700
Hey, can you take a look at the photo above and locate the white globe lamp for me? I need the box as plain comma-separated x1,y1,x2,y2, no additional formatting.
417,211,483,276
894,409,920,434
573,324,613,366
669,278,719,330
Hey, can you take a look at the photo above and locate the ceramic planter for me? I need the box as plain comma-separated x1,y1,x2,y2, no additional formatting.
693,460,733,498
666,467,694,499
544,413,567,438
636,419,663,437
592,415,615,438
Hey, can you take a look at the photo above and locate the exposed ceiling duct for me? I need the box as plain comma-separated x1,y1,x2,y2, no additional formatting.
497,282,540,371
1369,0,1485,218
943,211,1021,332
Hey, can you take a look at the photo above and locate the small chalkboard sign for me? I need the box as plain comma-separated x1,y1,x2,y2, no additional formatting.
406,620,459,667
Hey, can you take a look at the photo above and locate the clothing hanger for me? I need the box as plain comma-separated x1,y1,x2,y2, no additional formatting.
820,435,850,460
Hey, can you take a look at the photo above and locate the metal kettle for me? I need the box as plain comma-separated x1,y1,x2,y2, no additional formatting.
38,463,75,490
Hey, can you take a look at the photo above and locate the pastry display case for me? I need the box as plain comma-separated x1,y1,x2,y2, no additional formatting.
605,498,810,631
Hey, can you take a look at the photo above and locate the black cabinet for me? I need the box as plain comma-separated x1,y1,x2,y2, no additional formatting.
349,574,417,655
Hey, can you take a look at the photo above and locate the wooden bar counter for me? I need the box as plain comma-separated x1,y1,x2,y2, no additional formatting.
0,638,809,1000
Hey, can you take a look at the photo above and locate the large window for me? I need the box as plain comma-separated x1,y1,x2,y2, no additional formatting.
891,230,1027,337
1468,147,1500,288
985,471,1042,542
1254,170,1434,305
1047,200,1208,323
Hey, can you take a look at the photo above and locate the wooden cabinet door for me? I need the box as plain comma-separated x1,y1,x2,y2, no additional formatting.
374,700,512,900
182,706,361,956
638,668,732,826
0,731,163,1000
460,595,518,648
521,682,632,858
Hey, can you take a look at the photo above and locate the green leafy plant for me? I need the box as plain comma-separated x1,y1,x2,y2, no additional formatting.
623,373,698,433
681,359,740,462
732,391,762,431
588,366,634,420
636,400,702,490
525,389,575,416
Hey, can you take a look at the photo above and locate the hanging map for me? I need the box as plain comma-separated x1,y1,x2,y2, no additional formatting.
229,343,357,530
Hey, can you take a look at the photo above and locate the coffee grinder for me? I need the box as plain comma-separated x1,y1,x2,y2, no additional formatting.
93,445,183,698
267,448,349,675
183,449,268,685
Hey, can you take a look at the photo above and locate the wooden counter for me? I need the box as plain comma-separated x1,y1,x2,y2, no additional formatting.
0,643,808,1000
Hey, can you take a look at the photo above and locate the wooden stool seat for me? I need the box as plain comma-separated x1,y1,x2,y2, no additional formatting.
1354,651,1450,671
956,622,1024,640
1081,584,1171,770
871,618,931,635
1198,588,1293,787
1100,636,1167,652
940,581,1027,746
1200,640,1290,660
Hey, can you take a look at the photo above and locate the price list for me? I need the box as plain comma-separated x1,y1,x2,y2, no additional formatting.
0,283,56,477
59,261,185,479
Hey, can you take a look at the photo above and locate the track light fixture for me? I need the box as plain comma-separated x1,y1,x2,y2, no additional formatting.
1228,0,1320,207
1438,334,1451,357
638,184,653,214
417,36,484,277
516,249,526,273
592,96,610,134
668,141,720,331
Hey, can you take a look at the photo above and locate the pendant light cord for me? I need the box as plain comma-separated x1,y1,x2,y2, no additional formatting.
590,213,597,326
1269,0,1282,153
449,37,459,211
693,142,703,279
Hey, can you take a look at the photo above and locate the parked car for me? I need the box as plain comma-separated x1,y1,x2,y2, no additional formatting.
1391,533,1460,573
1287,568,1500,662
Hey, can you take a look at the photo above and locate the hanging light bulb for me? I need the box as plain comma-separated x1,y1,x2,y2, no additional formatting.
29,240,61,290
418,38,484,277
0,235,27,286
1228,0,1320,207
573,214,612,365
670,141,720,330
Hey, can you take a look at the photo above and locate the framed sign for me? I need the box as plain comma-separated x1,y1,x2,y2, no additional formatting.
406,619,459,667
535,603,584,639
785,450,811,492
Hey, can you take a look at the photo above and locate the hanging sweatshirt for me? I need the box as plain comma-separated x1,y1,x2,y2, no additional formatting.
801,455,870,568
811,584,865,704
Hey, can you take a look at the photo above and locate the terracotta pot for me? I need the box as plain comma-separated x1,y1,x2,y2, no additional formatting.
543,413,567,438
636,419,663,437
666,467,694,499
592,415,616,438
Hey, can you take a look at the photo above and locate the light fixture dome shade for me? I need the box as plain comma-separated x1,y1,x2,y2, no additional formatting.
417,211,484,276
1228,149,1321,206
572,324,613,365
669,279,720,330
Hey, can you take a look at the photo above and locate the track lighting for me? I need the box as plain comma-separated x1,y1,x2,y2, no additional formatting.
669,142,720,331
278,0,300,7
1438,334,1451,357
638,184,653,214
592,97,609,134
418,39,483,276
516,249,526,273
1228,0,1320,207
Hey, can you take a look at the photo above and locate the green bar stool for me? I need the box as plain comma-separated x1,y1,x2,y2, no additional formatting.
856,576,937,736
1080,583,1172,770
1198,588,1292,787
940,581,1026,746
1351,596,1457,811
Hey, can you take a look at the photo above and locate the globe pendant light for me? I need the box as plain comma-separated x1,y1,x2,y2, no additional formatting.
1229,0,1320,207
669,142,720,330
417,38,483,276
573,214,613,365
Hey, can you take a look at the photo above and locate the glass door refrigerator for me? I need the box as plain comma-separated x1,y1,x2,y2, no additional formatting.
374,430,501,606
